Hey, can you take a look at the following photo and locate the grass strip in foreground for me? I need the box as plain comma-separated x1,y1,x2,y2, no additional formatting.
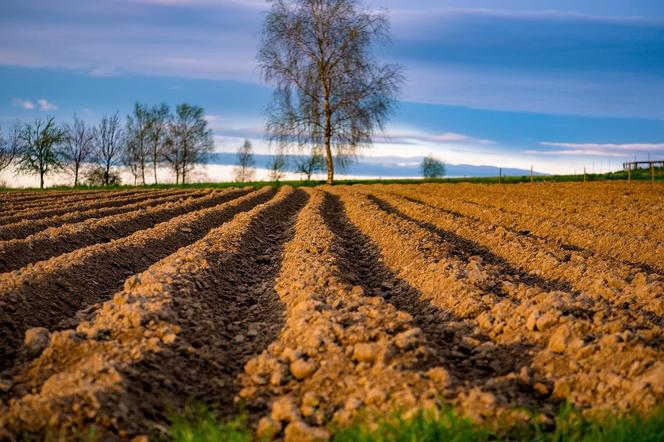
167,404,664,442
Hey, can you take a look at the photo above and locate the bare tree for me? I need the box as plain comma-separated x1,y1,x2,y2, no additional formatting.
15,118,65,189
234,139,256,182
0,122,20,172
148,103,171,185
170,104,213,184
125,103,152,185
268,150,288,181
60,114,95,186
295,150,325,180
161,134,183,184
259,0,403,184
94,112,125,186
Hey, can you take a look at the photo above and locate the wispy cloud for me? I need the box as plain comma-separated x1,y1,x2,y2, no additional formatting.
540,142,664,151
203,114,221,123
376,131,495,146
523,149,627,157
37,99,58,111
12,98,34,109
1,0,662,118
525,141,664,157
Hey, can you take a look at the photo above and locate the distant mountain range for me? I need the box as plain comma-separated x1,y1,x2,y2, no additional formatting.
208,153,547,178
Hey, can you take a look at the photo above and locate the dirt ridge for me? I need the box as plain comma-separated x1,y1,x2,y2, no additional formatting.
0,188,250,272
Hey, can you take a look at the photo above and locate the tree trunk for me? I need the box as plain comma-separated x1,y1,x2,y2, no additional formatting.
153,156,158,185
104,163,110,186
324,95,334,185
182,141,188,184
74,164,79,187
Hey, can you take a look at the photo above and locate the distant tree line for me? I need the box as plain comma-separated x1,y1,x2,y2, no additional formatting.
0,102,213,188
233,139,326,182
233,142,446,182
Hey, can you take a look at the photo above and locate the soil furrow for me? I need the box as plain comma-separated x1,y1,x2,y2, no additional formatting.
0,189,182,225
330,186,664,414
321,191,549,415
457,191,664,243
0,188,249,272
380,186,664,321
0,186,304,439
0,182,661,440
238,188,537,440
0,187,275,372
409,185,664,272
2,189,151,213
0,190,113,205
0,190,208,241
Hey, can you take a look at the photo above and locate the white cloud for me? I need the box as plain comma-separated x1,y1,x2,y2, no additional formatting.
375,130,495,146
89,66,120,77
37,99,58,111
203,114,221,123
12,98,34,110
540,142,664,151
524,141,664,159
523,149,627,157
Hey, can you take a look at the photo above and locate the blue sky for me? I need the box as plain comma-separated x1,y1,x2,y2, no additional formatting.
1,0,663,174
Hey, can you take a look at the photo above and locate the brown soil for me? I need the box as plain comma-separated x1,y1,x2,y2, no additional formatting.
0,189,183,226
0,188,249,272
0,187,305,439
0,183,661,440
1,189,150,213
0,190,114,206
0,187,274,372
0,190,206,241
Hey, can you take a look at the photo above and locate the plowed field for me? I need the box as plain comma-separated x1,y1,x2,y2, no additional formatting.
0,182,662,440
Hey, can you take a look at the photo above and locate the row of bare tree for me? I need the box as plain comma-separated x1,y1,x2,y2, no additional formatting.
233,139,326,182
0,103,213,188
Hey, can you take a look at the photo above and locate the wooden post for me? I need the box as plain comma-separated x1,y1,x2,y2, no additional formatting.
530,165,533,183
583,167,586,182
499,167,502,184
628,166,631,184
652,162,655,185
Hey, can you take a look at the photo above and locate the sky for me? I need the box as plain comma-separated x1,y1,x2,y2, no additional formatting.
1,0,663,176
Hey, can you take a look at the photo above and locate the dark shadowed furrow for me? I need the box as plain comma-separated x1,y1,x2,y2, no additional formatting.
0,190,208,241
0,187,276,372
322,191,550,413
0,189,184,225
0,188,250,272
0,187,306,439
1,189,150,213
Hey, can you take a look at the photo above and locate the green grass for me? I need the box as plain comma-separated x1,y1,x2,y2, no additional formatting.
169,404,253,442
166,403,664,442
2,167,663,192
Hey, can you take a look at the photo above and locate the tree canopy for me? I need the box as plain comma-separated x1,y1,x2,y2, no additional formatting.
421,155,445,179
